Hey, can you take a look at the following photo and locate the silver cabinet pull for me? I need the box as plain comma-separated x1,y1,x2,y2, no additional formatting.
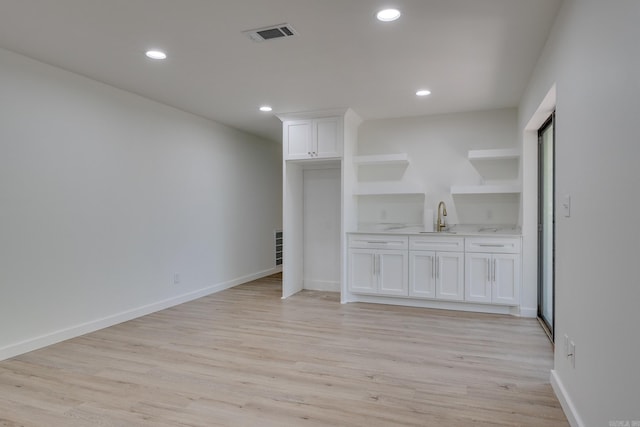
436,256,439,280
492,259,496,282
373,254,377,276
487,258,491,282
432,256,435,279
478,244,504,247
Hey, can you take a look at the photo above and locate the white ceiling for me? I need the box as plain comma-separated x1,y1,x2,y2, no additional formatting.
0,0,561,142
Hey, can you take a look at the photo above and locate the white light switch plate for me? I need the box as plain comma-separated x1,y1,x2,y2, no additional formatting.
562,195,571,217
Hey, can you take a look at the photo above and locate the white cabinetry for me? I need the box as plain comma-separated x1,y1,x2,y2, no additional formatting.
348,235,408,296
465,238,521,305
280,109,361,300
283,117,341,160
465,252,492,302
409,236,464,301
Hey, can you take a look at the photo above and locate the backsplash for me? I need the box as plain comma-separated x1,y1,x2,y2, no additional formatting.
357,109,520,227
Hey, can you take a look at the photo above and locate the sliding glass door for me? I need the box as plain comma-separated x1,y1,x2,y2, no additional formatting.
538,113,555,339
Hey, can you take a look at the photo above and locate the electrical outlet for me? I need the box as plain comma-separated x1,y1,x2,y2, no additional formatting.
173,273,181,285
564,334,569,358
569,341,576,368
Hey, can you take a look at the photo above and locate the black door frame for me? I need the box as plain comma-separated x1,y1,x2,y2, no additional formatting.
537,112,555,341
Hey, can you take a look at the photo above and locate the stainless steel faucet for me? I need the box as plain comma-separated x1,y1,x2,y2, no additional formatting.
437,201,448,232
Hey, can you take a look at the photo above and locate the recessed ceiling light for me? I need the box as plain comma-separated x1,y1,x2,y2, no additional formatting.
145,50,167,60
259,105,273,112
416,89,432,97
376,9,401,22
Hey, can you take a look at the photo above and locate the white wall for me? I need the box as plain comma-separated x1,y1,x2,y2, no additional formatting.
519,1,640,425
358,109,519,226
0,47,282,360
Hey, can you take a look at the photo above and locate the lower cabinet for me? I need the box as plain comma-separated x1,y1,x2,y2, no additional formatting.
408,236,465,301
492,254,520,304
348,234,409,296
465,238,521,306
349,249,377,294
465,252,492,302
348,233,522,308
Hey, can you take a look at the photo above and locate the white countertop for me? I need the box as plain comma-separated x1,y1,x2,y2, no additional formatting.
352,223,522,237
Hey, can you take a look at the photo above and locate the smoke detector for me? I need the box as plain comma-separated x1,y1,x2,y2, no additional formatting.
243,23,297,42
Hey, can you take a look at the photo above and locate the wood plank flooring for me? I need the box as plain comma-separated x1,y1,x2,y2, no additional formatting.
0,274,568,426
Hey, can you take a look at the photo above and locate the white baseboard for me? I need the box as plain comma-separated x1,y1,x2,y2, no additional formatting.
550,370,584,427
0,267,278,362
303,279,340,292
518,306,538,318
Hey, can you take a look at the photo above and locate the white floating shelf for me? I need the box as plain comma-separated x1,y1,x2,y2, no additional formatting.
354,153,409,166
468,148,520,160
451,183,521,195
355,181,424,196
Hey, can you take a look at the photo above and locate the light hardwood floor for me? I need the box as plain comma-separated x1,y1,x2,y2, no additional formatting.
0,274,568,426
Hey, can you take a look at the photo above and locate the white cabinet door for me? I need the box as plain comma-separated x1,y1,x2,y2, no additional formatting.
378,250,408,296
465,252,520,305
436,252,464,301
465,253,492,303
284,117,342,160
284,120,312,160
493,253,520,305
348,246,408,296
348,249,377,294
409,251,436,298
313,117,341,158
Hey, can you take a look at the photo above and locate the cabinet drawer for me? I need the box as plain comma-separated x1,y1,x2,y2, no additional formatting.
409,236,464,252
465,237,521,254
348,234,408,250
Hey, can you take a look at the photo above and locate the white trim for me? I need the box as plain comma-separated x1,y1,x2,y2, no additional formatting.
276,108,350,122
303,280,340,292
550,370,584,427
520,84,557,317
0,268,279,362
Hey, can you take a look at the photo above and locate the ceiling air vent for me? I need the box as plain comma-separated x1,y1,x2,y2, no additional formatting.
244,24,297,42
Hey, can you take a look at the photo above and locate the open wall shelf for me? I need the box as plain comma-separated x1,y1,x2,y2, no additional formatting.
468,148,520,161
354,153,409,166
455,147,521,195
451,183,521,195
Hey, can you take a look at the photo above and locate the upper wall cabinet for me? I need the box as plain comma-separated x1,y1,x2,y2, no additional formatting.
283,116,342,160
